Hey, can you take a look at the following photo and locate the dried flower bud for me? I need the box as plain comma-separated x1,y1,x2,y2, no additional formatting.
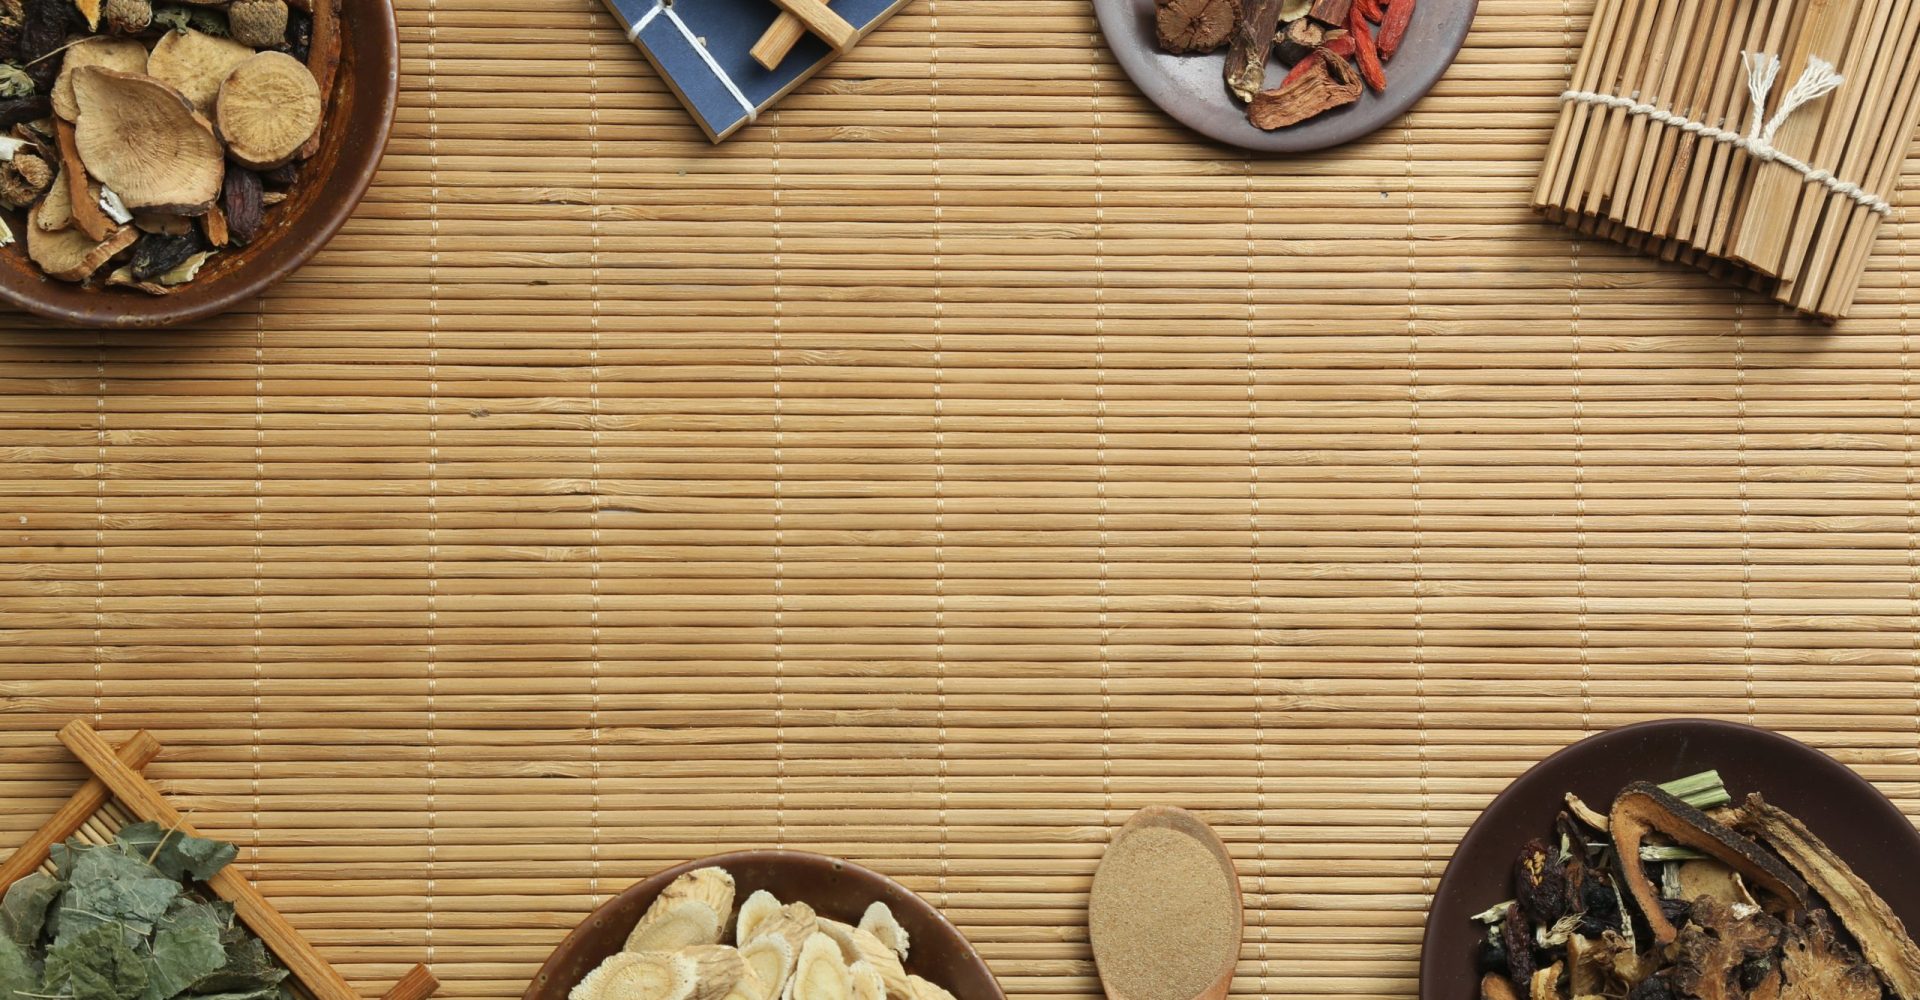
1514,838,1569,926
227,0,285,48
1500,903,1536,991
101,0,149,34
0,148,49,207
0,62,30,97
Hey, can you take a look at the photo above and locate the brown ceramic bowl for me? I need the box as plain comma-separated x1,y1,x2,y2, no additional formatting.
1092,0,1477,153
1420,718,1920,1000
0,1,399,328
524,851,1006,1000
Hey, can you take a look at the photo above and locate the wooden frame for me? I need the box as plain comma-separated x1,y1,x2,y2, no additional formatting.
0,721,438,1000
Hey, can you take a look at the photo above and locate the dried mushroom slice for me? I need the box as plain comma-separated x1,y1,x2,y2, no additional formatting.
146,28,255,115
1731,794,1920,1000
1609,782,1806,946
71,67,225,214
51,36,149,120
27,221,136,282
216,52,320,169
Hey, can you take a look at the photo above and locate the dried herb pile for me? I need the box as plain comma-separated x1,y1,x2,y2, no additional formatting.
1154,0,1416,130
0,0,341,294
571,867,958,1000
1473,770,1920,1000
0,823,294,1000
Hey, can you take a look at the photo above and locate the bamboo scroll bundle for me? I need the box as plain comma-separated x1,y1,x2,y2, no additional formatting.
1534,0,1920,321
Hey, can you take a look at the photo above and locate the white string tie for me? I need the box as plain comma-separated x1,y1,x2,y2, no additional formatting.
629,2,758,123
1561,51,1889,217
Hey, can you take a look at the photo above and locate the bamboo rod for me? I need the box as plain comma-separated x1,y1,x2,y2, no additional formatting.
0,731,162,893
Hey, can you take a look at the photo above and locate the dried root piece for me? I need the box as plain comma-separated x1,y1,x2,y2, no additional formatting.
1154,0,1233,54
1274,17,1325,64
1480,973,1523,1000
747,902,819,959
227,0,287,48
784,935,851,1000
1248,48,1361,129
201,200,228,245
625,868,736,953
296,0,335,158
1610,783,1805,947
1225,0,1291,101
847,964,885,1000
1731,794,1920,1000
72,66,225,213
570,952,696,1000
737,890,783,944
856,903,908,963
681,946,757,1000
51,36,149,120
27,220,134,281
105,247,212,294
55,119,113,241
814,922,908,1000
133,211,192,235
1527,961,1564,1000
902,976,955,1000
147,28,255,115
738,935,794,1000
33,167,70,230
216,51,320,169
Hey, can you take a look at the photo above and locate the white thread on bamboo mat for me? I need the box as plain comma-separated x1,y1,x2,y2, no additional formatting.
628,3,757,123
931,0,950,910
587,3,605,909
1736,294,1755,726
771,105,787,853
1560,52,1891,217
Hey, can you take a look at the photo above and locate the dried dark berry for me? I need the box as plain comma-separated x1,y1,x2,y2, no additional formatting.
19,0,71,90
0,93,47,127
261,162,298,187
1515,838,1570,925
1477,940,1509,977
1501,903,1535,990
1578,880,1622,934
222,167,264,246
1627,974,1675,1000
286,7,310,61
130,233,203,280
1658,897,1693,928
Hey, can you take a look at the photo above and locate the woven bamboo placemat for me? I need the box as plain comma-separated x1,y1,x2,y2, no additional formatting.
4,1,1920,999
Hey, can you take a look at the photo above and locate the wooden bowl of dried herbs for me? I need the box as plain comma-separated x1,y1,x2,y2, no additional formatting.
0,0,397,328
1419,718,1920,1000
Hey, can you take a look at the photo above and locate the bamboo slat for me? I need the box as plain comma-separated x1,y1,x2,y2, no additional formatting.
2,4,1920,1000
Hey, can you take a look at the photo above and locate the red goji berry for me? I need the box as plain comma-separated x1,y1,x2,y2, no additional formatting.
1277,51,1323,90
1348,5,1387,92
1378,0,1416,59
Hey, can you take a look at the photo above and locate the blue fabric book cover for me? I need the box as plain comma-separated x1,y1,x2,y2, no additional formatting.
606,0,910,142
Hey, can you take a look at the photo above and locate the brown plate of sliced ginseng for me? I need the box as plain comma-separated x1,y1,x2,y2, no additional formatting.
1420,718,1920,1000
1092,0,1476,152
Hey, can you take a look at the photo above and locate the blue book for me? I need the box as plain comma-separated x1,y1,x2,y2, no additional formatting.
605,0,910,142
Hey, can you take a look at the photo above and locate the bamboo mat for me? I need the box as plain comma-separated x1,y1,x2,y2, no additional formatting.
5,1,1920,999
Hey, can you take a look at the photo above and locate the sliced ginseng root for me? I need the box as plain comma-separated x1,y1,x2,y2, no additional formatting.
216,51,321,169
70,67,224,214
847,963,885,1000
27,221,137,282
784,935,851,1000
737,890,784,943
625,868,737,953
815,921,909,1000
903,976,956,1000
1731,793,1920,1000
749,902,821,957
1609,782,1807,946
739,933,795,1000
146,28,256,115
51,36,149,120
856,903,909,962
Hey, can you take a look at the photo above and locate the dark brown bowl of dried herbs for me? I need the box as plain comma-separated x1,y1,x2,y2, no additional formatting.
1420,719,1920,1000
1,824,297,1000
0,0,396,328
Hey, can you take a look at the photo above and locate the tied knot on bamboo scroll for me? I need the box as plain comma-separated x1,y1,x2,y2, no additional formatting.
1561,52,1893,218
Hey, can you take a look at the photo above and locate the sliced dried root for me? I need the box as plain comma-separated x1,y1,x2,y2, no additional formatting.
71,67,224,214
784,935,851,1000
34,171,73,232
747,902,819,958
737,890,783,943
56,121,114,242
738,936,794,1000
216,51,320,169
570,952,692,1000
814,922,909,1000
856,904,908,963
626,868,737,953
903,976,955,1000
52,36,149,120
146,28,256,115
28,222,136,282
847,964,885,1000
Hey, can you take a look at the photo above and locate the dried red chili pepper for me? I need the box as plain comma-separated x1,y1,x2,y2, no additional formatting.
1348,4,1386,92
1378,0,1416,59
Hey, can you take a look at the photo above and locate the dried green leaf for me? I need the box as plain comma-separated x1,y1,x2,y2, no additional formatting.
0,935,41,1000
115,824,238,883
44,921,150,1000
61,846,182,934
189,937,286,996
2,872,63,948
141,900,227,1000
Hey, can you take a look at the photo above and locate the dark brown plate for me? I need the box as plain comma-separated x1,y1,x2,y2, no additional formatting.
0,0,399,329
523,851,1006,1000
1091,0,1477,153
1420,718,1920,1000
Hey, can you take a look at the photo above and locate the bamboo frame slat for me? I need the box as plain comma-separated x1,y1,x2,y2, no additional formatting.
0,731,160,892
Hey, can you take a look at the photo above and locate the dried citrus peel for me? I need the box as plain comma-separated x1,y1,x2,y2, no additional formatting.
1609,782,1806,946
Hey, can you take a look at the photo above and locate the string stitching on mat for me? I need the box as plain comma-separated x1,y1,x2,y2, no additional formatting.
1093,21,1112,834
1904,206,1916,755
588,2,605,907
1245,148,1269,1000
931,0,950,910
93,327,104,726
1566,0,1589,734
773,105,788,853
1736,294,1754,726
426,0,441,970
1560,53,1891,216
628,3,756,123
251,292,266,881
1406,105,1432,901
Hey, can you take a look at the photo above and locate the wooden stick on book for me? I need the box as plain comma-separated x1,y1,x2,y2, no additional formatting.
753,0,858,70
57,720,364,1000
0,730,161,893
